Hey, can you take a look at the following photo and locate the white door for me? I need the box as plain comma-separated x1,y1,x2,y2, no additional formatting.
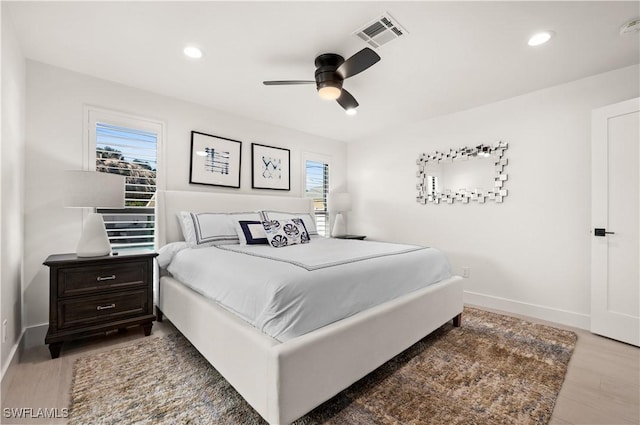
591,97,639,346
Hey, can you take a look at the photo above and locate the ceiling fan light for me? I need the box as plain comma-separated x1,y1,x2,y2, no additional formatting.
318,85,341,100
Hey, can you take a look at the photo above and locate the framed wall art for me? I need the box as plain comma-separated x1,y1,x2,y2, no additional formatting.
251,143,290,190
189,131,242,188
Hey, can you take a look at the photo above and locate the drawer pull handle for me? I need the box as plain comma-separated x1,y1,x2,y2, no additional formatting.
97,275,116,282
96,303,116,311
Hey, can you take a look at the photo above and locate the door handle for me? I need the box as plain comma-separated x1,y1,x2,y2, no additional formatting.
594,228,615,237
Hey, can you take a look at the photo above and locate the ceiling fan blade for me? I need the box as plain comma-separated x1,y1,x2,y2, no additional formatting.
337,48,381,79
263,80,315,85
337,89,359,110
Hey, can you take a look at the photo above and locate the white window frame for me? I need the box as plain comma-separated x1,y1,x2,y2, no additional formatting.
84,106,166,248
302,152,332,237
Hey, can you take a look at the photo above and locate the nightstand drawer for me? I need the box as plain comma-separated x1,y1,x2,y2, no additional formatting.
57,289,149,330
57,262,147,297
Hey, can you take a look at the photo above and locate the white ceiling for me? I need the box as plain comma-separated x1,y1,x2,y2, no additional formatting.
7,1,639,142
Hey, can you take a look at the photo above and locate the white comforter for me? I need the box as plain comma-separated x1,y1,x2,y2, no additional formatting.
164,238,452,341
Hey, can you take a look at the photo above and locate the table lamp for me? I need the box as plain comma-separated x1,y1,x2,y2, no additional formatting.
329,192,352,237
64,170,125,257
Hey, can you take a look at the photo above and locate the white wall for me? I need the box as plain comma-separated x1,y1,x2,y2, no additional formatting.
1,4,26,375
23,61,347,328
347,65,639,329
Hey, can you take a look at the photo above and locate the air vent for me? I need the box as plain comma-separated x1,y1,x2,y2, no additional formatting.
354,13,407,49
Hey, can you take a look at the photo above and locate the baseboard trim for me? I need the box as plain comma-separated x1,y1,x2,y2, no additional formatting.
464,291,590,330
1,328,25,384
1,322,48,386
24,323,48,349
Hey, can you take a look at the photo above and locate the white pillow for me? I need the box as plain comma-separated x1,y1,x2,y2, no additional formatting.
260,210,318,236
178,211,261,248
262,218,310,248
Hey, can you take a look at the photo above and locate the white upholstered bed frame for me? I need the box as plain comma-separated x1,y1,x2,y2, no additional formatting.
156,190,464,425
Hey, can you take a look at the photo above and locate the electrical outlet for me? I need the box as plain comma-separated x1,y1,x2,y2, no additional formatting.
462,267,470,278
2,319,7,343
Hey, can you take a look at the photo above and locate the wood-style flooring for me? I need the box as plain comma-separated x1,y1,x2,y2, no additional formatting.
1,308,638,425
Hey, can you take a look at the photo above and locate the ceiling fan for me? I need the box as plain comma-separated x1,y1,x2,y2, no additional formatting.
263,47,381,114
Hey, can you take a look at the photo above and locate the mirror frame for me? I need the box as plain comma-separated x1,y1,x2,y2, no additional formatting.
416,141,508,204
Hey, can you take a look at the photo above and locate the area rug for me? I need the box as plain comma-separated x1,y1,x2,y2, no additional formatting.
68,307,577,425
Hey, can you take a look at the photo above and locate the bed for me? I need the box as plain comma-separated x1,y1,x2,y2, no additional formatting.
156,190,464,425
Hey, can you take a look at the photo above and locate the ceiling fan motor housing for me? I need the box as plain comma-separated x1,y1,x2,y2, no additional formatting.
314,53,345,92
262,47,380,110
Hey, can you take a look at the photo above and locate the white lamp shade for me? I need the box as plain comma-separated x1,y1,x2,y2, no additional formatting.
64,171,125,208
329,192,352,212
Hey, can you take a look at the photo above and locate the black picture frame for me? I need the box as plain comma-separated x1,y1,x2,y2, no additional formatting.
251,143,291,191
189,131,242,188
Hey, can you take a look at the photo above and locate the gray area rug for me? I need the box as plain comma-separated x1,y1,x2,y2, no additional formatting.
69,307,577,424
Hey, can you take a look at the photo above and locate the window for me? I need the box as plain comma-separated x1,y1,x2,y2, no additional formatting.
304,160,329,236
91,116,161,252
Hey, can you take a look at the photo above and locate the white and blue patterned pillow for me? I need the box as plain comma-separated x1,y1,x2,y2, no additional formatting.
259,211,318,236
262,218,310,248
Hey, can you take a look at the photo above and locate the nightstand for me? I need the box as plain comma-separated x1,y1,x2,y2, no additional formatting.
43,251,158,359
334,235,367,240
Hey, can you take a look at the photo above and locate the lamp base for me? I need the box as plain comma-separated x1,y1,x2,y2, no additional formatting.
76,213,112,257
331,212,347,237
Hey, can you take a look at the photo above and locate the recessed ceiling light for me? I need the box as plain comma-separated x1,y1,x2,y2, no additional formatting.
345,108,357,116
528,31,554,47
184,46,203,59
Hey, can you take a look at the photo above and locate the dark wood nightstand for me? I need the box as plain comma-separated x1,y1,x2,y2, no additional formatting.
333,235,367,240
43,251,158,359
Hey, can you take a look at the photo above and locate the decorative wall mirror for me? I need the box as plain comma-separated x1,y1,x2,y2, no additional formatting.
416,141,508,204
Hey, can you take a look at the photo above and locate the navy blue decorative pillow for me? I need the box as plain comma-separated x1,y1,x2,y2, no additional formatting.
262,218,310,248
235,220,268,245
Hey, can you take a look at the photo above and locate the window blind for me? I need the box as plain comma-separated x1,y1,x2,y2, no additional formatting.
305,160,329,236
95,123,157,251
